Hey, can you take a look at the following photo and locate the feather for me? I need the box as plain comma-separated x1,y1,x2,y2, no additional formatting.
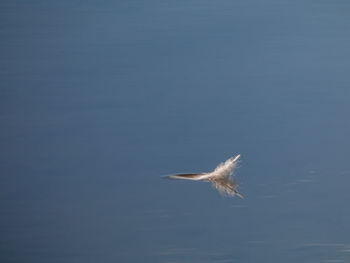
165,154,243,198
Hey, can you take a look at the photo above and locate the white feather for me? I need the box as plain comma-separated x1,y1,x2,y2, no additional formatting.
166,154,243,198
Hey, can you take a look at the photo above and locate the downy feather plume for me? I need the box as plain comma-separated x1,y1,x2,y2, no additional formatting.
165,154,243,198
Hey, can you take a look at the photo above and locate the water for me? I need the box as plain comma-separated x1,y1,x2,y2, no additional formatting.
1,1,350,262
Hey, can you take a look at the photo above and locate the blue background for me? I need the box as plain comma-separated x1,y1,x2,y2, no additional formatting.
1,1,350,262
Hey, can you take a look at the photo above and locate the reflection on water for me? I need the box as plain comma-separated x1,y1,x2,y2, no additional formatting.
1,0,350,262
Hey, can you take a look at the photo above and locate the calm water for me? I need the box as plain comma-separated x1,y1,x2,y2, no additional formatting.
1,1,350,262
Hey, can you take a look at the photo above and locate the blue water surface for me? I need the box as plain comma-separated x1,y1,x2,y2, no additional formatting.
1,1,350,262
